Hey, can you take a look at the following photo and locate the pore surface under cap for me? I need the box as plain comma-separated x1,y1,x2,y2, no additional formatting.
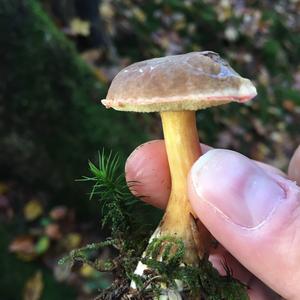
102,51,257,112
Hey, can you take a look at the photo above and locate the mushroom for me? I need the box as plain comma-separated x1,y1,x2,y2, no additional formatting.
102,51,257,267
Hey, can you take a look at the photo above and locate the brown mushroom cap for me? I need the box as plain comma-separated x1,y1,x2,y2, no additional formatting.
102,51,257,112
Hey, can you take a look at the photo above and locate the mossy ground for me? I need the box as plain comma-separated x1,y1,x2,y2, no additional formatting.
0,0,146,214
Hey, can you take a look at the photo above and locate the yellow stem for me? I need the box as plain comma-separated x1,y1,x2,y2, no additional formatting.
160,111,211,264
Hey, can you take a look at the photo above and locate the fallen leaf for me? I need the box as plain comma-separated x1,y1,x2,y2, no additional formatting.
24,199,43,221
45,223,62,240
49,206,67,220
225,26,238,41
70,18,90,36
258,67,270,86
81,49,102,65
0,182,9,195
132,7,146,23
253,119,267,135
35,236,50,255
94,67,109,83
99,2,114,19
283,99,295,112
10,235,38,261
63,233,82,250
10,235,35,255
80,263,95,278
23,271,43,300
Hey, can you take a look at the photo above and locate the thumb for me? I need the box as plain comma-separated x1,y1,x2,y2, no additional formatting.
188,149,300,300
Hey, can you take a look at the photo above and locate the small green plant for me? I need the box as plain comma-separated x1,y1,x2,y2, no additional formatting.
60,151,249,299
78,151,134,236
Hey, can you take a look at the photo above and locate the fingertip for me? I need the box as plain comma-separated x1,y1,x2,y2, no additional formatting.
125,141,212,209
125,140,171,209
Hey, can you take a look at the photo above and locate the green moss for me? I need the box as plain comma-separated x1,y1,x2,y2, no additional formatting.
0,0,146,214
62,152,248,299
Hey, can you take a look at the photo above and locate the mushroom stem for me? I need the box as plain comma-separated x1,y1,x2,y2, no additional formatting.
160,111,211,264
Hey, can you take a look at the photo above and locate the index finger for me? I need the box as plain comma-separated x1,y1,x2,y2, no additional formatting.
125,140,211,209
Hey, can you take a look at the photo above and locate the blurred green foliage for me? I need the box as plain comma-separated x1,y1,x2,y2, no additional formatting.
0,0,146,213
100,0,300,168
0,1,146,298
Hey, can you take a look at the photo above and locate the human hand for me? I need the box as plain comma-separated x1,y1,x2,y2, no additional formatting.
125,140,300,300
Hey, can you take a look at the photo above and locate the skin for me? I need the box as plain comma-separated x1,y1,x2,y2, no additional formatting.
125,140,300,300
